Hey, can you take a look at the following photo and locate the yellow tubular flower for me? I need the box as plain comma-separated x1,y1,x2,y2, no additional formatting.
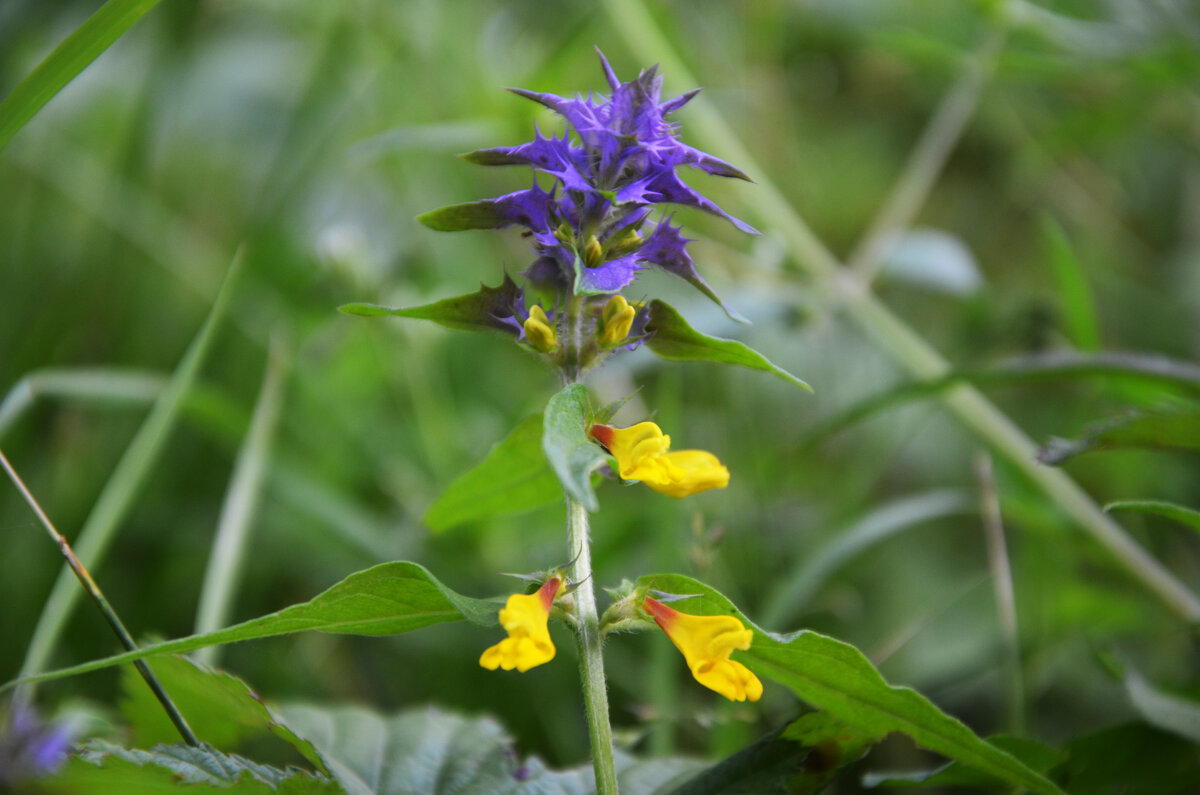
590,422,730,498
480,577,561,673
642,596,762,702
523,305,557,353
598,295,636,345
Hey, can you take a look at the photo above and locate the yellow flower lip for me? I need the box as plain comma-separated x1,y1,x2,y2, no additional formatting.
643,596,763,702
589,421,729,498
479,577,561,673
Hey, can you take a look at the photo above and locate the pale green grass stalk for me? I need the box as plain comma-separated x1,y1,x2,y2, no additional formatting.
0,450,198,745
975,453,1026,734
606,0,1200,622
0,368,165,441
16,248,243,704
193,333,288,666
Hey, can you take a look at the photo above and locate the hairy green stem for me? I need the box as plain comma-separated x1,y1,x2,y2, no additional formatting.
566,496,618,793
1,450,199,745
607,0,1200,621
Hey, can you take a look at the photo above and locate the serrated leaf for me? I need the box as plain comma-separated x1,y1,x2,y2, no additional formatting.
0,0,166,153
862,735,1065,789
1037,403,1200,465
633,574,1062,795
1049,723,1200,795
424,413,561,532
273,704,704,795
339,275,521,335
4,563,498,691
669,712,877,795
1104,500,1200,534
416,201,510,231
42,739,342,794
644,300,811,391
543,384,606,511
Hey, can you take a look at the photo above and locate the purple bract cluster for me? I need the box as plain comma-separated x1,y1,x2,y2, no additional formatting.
464,48,756,299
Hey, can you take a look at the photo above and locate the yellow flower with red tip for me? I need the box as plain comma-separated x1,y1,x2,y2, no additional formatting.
642,596,762,702
480,577,561,673
590,422,729,498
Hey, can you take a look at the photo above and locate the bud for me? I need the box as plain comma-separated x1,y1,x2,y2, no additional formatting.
597,295,636,345
523,305,557,353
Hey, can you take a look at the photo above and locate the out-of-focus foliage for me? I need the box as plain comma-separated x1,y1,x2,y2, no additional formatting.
3,0,1200,789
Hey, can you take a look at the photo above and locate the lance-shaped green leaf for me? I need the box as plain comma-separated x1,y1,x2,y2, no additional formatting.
1037,403,1200,465
0,0,167,153
2,563,498,692
634,574,1063,795
1104,500,1200,535
42,739,342,793
416,201,513,231
424,413,561,532
339,275,521,335
644,300,811,391
543,384,607,512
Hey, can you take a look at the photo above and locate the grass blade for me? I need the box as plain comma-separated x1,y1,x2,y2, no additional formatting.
0,0,164,153
16,248,243,699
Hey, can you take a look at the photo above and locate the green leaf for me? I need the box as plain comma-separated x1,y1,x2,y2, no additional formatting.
118,656,293,753
543,384,607,511
424,413,561,532
1037,403,1200,465
416,201,511,231
1104,500,1200,534
863,735,1065,789
273,703,704,795
644,300,811,391
669,712,877,795
339,274,522,335
1041,215,1101,351
1049,723,1200,795
41,739,342,794
0,0,165,153
633,574,1063,795
3,562,498,692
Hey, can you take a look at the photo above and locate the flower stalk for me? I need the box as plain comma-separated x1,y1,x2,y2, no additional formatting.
566,495,618,794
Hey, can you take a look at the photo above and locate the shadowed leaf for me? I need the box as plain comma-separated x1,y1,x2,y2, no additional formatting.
1037,404,1200,465
1104,500,1200,534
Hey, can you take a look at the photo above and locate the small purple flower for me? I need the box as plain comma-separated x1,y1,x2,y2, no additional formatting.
0,708,73,787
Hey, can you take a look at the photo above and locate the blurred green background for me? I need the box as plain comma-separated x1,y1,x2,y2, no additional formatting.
2,0,1199,779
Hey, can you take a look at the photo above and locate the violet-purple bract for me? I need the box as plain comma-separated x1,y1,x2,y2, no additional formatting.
462,48,756,300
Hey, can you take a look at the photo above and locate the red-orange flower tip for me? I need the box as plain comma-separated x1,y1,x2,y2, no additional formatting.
643,596,762,702
480,577,561,673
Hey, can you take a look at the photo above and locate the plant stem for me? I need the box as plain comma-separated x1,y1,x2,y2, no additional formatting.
567,493,619,792
0,450,199,746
